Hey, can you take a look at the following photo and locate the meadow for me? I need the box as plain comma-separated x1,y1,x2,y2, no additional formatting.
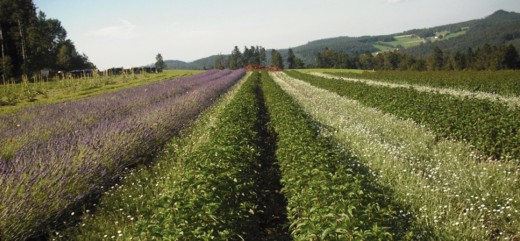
0,68,518,240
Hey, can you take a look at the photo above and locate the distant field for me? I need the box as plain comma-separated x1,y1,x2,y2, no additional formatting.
386,35,425,48
374,29,468,51
0,70,202,115
443,30,467,39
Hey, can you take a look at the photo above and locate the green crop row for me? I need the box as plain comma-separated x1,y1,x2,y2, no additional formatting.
261,72,420,240
131,72,265,239
326,70,520,97
286,70,520,162
52,73,274,240
272,71,520,239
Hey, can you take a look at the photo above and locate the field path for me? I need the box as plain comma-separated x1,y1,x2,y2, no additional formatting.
310,72,520,108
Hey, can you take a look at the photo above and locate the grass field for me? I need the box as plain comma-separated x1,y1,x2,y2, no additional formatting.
0,70,202,115
386,35,425,48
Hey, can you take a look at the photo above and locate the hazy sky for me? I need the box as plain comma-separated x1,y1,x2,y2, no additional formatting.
34,0,520,69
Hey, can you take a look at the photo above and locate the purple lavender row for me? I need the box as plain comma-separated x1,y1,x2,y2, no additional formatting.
0,70,234,160
0,69,245,240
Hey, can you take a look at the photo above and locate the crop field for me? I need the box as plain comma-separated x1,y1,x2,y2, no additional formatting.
0,70,201,115
0,69,519,240
0,70,244,240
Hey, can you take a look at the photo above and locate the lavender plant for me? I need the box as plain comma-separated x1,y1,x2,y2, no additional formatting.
0,69,244,240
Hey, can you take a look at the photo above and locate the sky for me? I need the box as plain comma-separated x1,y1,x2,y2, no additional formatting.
33,0,520,70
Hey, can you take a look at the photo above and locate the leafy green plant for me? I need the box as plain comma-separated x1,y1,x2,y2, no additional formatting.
261,71,419,240
286,70,520,162
326,70,520,97
273,71,520,240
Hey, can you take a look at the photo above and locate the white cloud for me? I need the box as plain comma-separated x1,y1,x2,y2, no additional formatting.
385,0,405,3
87,20,137,39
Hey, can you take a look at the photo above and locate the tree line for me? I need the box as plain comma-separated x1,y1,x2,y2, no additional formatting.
214,46,267,70
214,46,306,70
314,44,520,71
0,0,95,82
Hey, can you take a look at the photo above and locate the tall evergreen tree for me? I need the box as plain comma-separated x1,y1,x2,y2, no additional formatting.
0,0,94,80
155,53,166,71
213,54,226,69
228,46,242,69
502,44,519,69
271,49,284,69
259,47,266,66
287,48,296,69
294,57,305,69
250,46,260,65
428,46,444,70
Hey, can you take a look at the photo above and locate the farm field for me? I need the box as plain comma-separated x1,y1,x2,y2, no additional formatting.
0,69,244,240
272,71,520,239
287,70,520,161
1,68,519,240
373,29,468,52
323,70,520,96
308,72,520,108
0,70,201,115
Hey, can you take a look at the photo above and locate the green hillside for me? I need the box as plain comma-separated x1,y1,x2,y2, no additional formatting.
165,10,520,68
403,10,520,56
165,55,221,70
282,10,520,65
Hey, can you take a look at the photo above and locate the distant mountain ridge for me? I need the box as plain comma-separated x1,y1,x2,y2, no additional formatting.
164,56,219,70
165,10,520,69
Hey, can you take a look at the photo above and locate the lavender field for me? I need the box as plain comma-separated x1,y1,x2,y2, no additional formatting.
0,69,245,240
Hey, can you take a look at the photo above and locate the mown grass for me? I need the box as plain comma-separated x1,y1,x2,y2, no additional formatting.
0,70,201,115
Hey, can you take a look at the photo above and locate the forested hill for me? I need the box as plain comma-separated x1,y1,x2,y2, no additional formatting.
164,55,219,70
402,10,520,56
166,10,520,69
285,10,520,65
